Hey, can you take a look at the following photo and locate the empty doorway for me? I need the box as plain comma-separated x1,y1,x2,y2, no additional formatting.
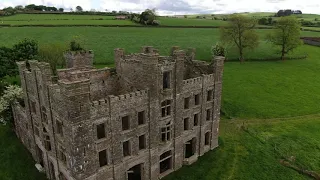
127,164,142,180
185,138,196,158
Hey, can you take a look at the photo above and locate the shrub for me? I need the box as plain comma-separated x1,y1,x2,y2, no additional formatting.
38,43,67,75
212,43,225,57
258,18,268,25
12,38,38,61
0,47,16,78
69,40,84,51
301,20,315,26
0,85,23,125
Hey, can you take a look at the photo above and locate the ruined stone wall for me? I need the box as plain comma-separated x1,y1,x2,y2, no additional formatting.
64,51,94,69
13,48,225,180
58,68,120,101
109,90,150,180
12,103,32,151
15,60,61,180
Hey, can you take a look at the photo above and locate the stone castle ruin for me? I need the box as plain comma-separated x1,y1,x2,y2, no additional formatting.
12,46,225,180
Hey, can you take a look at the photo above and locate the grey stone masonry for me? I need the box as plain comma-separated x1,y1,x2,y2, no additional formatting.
12,46,225,180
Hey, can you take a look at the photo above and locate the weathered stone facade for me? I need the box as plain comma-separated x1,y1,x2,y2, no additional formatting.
12,46,225,180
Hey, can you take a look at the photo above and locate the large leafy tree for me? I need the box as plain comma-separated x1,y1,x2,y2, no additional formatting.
0,47,16,78
220,14,259,62
139,9,157,25
267,16,302,60
76,6,83,12
0,38,38,78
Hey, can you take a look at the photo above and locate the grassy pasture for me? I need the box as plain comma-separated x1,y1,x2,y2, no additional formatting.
0,25,320,179
164,116,320,180
0,14,136,26
223,45,320,119
1,20,136,26
2,114,320,180
158,17,228,26
0,27,319,119
0,14,116,20
0,125,47,180
302,26,320,31
0,27,318,64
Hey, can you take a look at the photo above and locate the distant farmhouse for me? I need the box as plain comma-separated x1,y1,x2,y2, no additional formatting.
115,15,127,20
276,9,302,17
13,46,225,180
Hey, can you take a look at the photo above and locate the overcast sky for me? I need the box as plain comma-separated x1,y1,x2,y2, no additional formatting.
0,0,319,15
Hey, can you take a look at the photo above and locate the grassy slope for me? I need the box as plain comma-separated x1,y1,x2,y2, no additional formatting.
164,116,320,180
0,126,46,180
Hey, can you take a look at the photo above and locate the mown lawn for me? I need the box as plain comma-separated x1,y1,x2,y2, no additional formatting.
0,125,47,180
164,116,320,180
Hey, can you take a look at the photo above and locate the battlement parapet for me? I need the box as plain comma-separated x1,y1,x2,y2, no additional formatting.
109,89,148,103
203,74,215,81
183,76,203,92
183,77,202,86
17,60,52,76
91,98,108,107
90,98,109,118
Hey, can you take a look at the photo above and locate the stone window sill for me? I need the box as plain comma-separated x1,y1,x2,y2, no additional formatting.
183,155,198,165
95,137,107,144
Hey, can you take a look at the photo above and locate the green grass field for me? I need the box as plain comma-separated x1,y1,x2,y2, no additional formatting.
0,20,320,179
1,13,319,28
159,17,228,26
164,115,320,180
0,125,47,180
1,20,137,26
0,27,318,64
0,14,116,20
0,14,137,26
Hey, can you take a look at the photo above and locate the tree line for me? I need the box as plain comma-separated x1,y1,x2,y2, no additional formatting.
0,4,133,16
220,15,302,62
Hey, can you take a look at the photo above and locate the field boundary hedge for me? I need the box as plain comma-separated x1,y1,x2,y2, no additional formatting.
225,55,307,62
0,24,271,29
301,37,320,46
0,24,318,32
